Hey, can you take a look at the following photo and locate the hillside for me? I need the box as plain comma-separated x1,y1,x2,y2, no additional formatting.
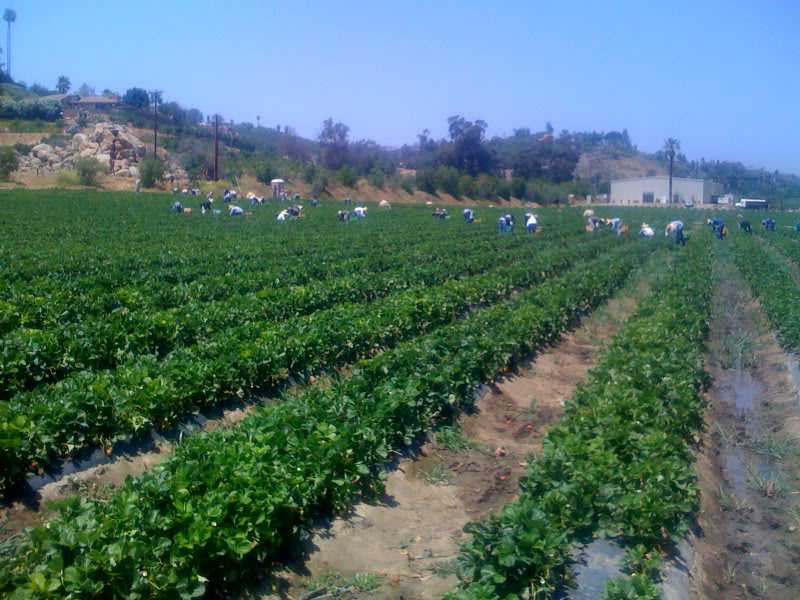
574,146,665,182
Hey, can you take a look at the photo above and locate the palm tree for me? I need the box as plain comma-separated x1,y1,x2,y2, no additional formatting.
663,138,680,204
256,115,260,127
3,9,16,79
56,76,71,94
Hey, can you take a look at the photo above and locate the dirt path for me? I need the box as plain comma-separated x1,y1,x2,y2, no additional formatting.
688,244,800,600
252,257,662,600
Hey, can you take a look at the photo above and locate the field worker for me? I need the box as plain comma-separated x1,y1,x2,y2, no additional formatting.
277,209,289,222
229,205,243,216
586,215,602,232
191,188,200,196
639,223,654,238
344,197,353,206
739,220,752,234
707,217,726,239
338,210,350,222
795,222,800,234
287,205,302,219
761,218,776,231
171,201,184,213
526,213,538,234
353,206,368,219
608,217,624,236
666,220,686,245
504,213,516,232
223,189,232,203
173,188,179,194
134,179,141,193
311,198,319,207
583,209,595,218
200,198,213,215
498,215,508,233
463,208,475,224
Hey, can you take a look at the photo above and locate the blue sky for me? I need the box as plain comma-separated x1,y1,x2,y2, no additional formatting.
7,0,800,172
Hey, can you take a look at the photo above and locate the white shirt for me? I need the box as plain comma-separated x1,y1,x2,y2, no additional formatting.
526,215,538,226
640,227,654,237
229,206,243,216
354,207,367,218
277,211,288,221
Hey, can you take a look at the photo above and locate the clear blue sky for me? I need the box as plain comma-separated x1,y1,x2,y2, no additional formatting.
7,0,800,173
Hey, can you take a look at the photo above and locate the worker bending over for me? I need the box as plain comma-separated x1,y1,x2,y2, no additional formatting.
707,218,726,239
740,220,752,234
229,205,243,216
762,218,776,231
665,221,685,245
586,216,602,232
200,198,213,215
277,209,289,222
504,214,516,232
498,215,509,234
608,217,624,236
463,208,475,224
525,213,538,234
171,201,184,214
337,210,350,222
639,223,654,238
353,206,368,219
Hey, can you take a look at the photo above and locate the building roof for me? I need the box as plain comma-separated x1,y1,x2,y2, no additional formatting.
611,175,715,184
73,96,120,104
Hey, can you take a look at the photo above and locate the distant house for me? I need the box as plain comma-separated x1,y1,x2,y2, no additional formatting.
610,176,724,206
67,95,121,111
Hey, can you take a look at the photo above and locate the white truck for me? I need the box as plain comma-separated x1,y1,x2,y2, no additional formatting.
735,198,769,210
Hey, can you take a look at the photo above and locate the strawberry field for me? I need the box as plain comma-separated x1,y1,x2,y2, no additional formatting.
1,190,799,599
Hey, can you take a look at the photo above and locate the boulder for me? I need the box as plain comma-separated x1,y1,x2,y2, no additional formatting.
72,133,89,147
32,143,54,157
94,153,111,168
128,166,140,179
114,168,131,178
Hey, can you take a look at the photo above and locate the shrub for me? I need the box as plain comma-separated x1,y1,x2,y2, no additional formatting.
367,168,385,189
338,165,358,187
399,176,414,194
140,159,165,188
12,143,32,156
434,166,461,197
458,175,477,198
511,177,527,199
255,161,274,185
303,164,318,184
74,157,104,186
55,169,79,186
415,168,436,194
311,173,329,197
0,146,19,180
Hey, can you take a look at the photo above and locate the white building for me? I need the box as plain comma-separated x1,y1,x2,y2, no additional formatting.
610,176,725,205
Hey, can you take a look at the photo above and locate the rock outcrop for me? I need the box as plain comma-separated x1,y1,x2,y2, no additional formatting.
18,122,186,180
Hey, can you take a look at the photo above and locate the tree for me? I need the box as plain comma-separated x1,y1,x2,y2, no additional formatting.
140,159,164,188
123,87,150,109
319,118,350,171
101,89,118,98
3,9,15,79
0,145,19,180
663,138,681,204
76,83,95,97
56,76,71,94
29,83,49,96
256,115,260,127
443,116,495,176
186,108,203,124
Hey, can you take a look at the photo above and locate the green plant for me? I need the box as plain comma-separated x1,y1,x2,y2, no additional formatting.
0,145,19,180
399,176,414,194
750,433,797,461
423,462,454,485
434,425,484,452
715,486,750,512
745,465,787,498
74,156,103,186
140,159,164,188
254,161,273,185
367,167,385,189
11,142,32,155
54,169,79,186
337,165,358,187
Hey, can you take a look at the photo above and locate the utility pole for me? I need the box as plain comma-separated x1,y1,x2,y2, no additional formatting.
214,114,219,181
150,90,162,158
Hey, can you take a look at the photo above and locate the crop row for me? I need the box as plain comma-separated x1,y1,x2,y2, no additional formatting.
445,235,712,599
0,234,627,494
1,230,575,397
0,241,657,598
733,233,800,350
0,222,509,336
